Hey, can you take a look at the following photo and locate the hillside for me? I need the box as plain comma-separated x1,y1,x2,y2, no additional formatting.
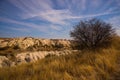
0,37,76,67
0,37,72,51
0,37,120,80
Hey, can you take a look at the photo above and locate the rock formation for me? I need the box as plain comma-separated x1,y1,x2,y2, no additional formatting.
0,37,72,51
0,37,76,67
0,50,78,67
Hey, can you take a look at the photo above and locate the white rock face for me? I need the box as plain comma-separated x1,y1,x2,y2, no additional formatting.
57,40,71,47
15,50,74,64
0,56,9,67
0,40,8,48
0,50,78,67
0,37,76,67
0,37,72,50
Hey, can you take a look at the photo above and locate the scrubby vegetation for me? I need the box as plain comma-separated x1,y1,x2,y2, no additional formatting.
0,36,120,80
70,19,115,50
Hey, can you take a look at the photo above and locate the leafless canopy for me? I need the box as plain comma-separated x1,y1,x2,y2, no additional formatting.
70,18,115,50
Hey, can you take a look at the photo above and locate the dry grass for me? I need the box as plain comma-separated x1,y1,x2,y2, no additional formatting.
0,48,120,80
0,37,120,80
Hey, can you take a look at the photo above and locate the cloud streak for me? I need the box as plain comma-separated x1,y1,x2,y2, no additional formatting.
0,0,120,38
7,0,120,25
8,0,120,26
0,17,49,33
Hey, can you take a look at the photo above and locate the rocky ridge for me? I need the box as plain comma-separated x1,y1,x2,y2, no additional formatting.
0,37,72,51
0,37,76,67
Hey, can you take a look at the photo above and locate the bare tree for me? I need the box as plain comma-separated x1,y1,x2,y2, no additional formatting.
70,18,115,50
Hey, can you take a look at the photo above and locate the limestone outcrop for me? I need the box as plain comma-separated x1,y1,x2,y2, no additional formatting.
0,37,76,67
0,50,78,67
0,37,72,51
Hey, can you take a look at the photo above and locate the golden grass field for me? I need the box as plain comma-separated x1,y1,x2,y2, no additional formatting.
0,36,120,80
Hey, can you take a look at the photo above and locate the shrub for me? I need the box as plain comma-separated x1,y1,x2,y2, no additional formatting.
70,18,115,50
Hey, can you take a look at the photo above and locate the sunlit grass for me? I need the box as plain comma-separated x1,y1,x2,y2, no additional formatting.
0,47,120,80
0,36,120,80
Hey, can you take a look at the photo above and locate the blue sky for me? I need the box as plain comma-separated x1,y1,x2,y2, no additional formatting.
0,0,120,39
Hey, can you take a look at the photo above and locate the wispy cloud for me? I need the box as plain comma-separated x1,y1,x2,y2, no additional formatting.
0,0,120,38
8,0,53,12
10,27,30,32
0,17,65,32
38,9,119,26
21,9,119,27
107,16,120,35
68,11,119,19
0,17,49,32
39,9,71,25
7,0,120,26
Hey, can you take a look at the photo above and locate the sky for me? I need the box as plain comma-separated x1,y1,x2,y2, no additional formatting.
0,0,120,39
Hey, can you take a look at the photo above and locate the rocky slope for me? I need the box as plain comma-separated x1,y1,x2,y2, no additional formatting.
0,37,72,51
0,37,76,67
0,50,78,67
